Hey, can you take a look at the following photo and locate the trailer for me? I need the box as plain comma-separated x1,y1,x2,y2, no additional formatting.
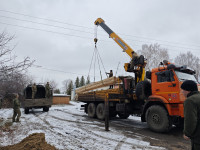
23,84,53,114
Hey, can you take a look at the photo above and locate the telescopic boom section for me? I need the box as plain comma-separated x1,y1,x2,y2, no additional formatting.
94,18,146,82
94,18,137,58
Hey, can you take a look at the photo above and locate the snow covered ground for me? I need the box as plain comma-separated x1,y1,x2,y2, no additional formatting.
0,101,166,150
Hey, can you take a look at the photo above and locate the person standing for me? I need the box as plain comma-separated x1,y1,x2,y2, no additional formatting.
106,70,113,89
181,80,200,150
0,95,2,109
0,99,2,109
12,93,21,122
45,82,51,98
106,70,113,78
32,83,37,99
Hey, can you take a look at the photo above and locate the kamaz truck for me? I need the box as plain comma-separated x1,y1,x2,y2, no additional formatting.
75,18,200,133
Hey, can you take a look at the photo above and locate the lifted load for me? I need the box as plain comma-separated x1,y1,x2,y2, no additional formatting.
76,76,120,94
23,84,53,114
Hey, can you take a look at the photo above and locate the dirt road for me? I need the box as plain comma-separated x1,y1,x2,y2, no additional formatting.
0,102,190,150
109,118,190,150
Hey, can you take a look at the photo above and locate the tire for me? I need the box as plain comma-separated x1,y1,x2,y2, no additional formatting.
146,105,172,133
96,103,105,120
136,80,151,100
87,103,96,118
25,108,29,114
118,112,130,119
43,107,49,112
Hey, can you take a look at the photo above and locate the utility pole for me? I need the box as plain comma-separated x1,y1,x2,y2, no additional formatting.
105,93,109,131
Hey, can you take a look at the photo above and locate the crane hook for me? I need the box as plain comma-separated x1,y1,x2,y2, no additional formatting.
94,38,98,46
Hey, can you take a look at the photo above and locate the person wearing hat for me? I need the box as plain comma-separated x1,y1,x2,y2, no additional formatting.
32,83,37,99
181,80,200,150
130,51,139,70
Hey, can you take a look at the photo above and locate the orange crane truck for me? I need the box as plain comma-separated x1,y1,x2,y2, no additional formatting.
76,18,200,132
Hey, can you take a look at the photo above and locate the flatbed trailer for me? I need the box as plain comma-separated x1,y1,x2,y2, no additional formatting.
76,76,144,119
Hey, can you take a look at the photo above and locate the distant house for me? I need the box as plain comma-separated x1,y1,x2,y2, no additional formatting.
53,94,70,105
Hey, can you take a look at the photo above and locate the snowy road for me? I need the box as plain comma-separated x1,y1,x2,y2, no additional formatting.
0,102,190,150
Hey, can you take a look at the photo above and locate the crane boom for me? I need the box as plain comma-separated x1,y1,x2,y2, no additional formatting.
94,18,137,58
94,18,146,82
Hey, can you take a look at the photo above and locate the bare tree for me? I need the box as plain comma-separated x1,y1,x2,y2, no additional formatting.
0,32,34,79
49,80,57,90
62,79,73,93
0,31,34,97
174,51,200,81
137,43,170,70
54,89,61,94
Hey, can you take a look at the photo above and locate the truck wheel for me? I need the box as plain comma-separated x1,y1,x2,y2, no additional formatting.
96,103,105,120
146,105,172,132
87,103,96,118
136,80,151,100
118,112,130,119
43,107,49,112
25,108,29,114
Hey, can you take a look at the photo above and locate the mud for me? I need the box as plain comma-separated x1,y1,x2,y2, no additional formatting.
0,133,57,150
109,117,191,150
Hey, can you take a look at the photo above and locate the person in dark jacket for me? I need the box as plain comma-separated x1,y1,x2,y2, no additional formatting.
45,82,51,98
12,93,21,122
32,83,37,99
181,80,200,150
106,70,113,89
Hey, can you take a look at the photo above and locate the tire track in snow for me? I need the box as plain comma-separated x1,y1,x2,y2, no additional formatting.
48,111,163,150
114,137,127,150
51,108,165,149
32,111,89,150
48,114,101,126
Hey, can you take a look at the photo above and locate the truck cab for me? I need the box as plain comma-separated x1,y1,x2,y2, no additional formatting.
142,63,199,132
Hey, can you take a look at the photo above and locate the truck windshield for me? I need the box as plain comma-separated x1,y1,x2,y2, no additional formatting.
175,71,197,82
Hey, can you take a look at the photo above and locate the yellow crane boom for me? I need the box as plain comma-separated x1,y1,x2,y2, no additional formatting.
94,18,146,82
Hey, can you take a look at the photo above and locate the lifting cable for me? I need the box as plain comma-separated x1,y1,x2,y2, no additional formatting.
87,26,108,82
87,46,96,82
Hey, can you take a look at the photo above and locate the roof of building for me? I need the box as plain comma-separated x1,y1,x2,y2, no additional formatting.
53,94,70,97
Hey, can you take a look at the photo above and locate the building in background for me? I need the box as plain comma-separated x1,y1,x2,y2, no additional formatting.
53,94,70,105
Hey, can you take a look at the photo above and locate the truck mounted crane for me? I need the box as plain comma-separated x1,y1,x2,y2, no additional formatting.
75,18,199,133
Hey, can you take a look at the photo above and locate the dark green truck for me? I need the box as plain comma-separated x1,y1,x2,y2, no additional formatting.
23,84,53,114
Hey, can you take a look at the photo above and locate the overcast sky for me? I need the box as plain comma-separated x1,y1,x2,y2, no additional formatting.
0,0,199,91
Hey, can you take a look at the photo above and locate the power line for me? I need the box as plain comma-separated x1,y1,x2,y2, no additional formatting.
0,21,199,52
0,21,141,48
118,33,200,48
0,9,92,29
0,15,95,35
32,65,100,78
0,21,92,39
1,9,200,49
123,37,200,51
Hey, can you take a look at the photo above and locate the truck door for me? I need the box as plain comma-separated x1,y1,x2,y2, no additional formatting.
152,70,180,103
